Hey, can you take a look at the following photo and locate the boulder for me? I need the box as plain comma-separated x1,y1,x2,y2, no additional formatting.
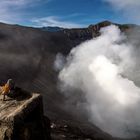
0,92,51,140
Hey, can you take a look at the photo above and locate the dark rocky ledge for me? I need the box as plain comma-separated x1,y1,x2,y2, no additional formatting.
0,91,51,140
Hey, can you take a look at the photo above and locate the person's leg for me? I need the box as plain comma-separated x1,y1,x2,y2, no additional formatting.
3,94,5,101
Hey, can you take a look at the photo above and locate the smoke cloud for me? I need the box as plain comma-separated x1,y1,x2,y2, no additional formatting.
54,53,66,71
58,25,140,138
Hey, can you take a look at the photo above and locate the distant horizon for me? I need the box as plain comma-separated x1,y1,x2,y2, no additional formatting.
0,20,138,29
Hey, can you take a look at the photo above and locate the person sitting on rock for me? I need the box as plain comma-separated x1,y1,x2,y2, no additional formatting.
0,79,15,101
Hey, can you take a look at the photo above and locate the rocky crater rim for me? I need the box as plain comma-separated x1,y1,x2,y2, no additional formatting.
0,93,42,123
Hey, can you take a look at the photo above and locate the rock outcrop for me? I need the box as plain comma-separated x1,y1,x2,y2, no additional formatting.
62,20,135,41
0,91,50,140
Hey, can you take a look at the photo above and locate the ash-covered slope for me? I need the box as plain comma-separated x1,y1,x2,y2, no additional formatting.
0,21,139,140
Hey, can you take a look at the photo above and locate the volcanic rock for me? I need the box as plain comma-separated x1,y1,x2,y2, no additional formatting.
0,92,50,140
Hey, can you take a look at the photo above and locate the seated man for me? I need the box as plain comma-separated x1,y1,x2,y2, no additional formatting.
0,79,15,101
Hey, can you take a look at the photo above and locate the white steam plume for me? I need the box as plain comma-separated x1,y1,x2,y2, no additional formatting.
58,25,140,138
54,53,66,71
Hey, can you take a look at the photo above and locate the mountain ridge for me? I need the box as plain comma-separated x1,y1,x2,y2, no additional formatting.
0,21,139,139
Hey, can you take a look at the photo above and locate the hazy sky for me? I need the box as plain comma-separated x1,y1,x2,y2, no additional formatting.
0,0,139,28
